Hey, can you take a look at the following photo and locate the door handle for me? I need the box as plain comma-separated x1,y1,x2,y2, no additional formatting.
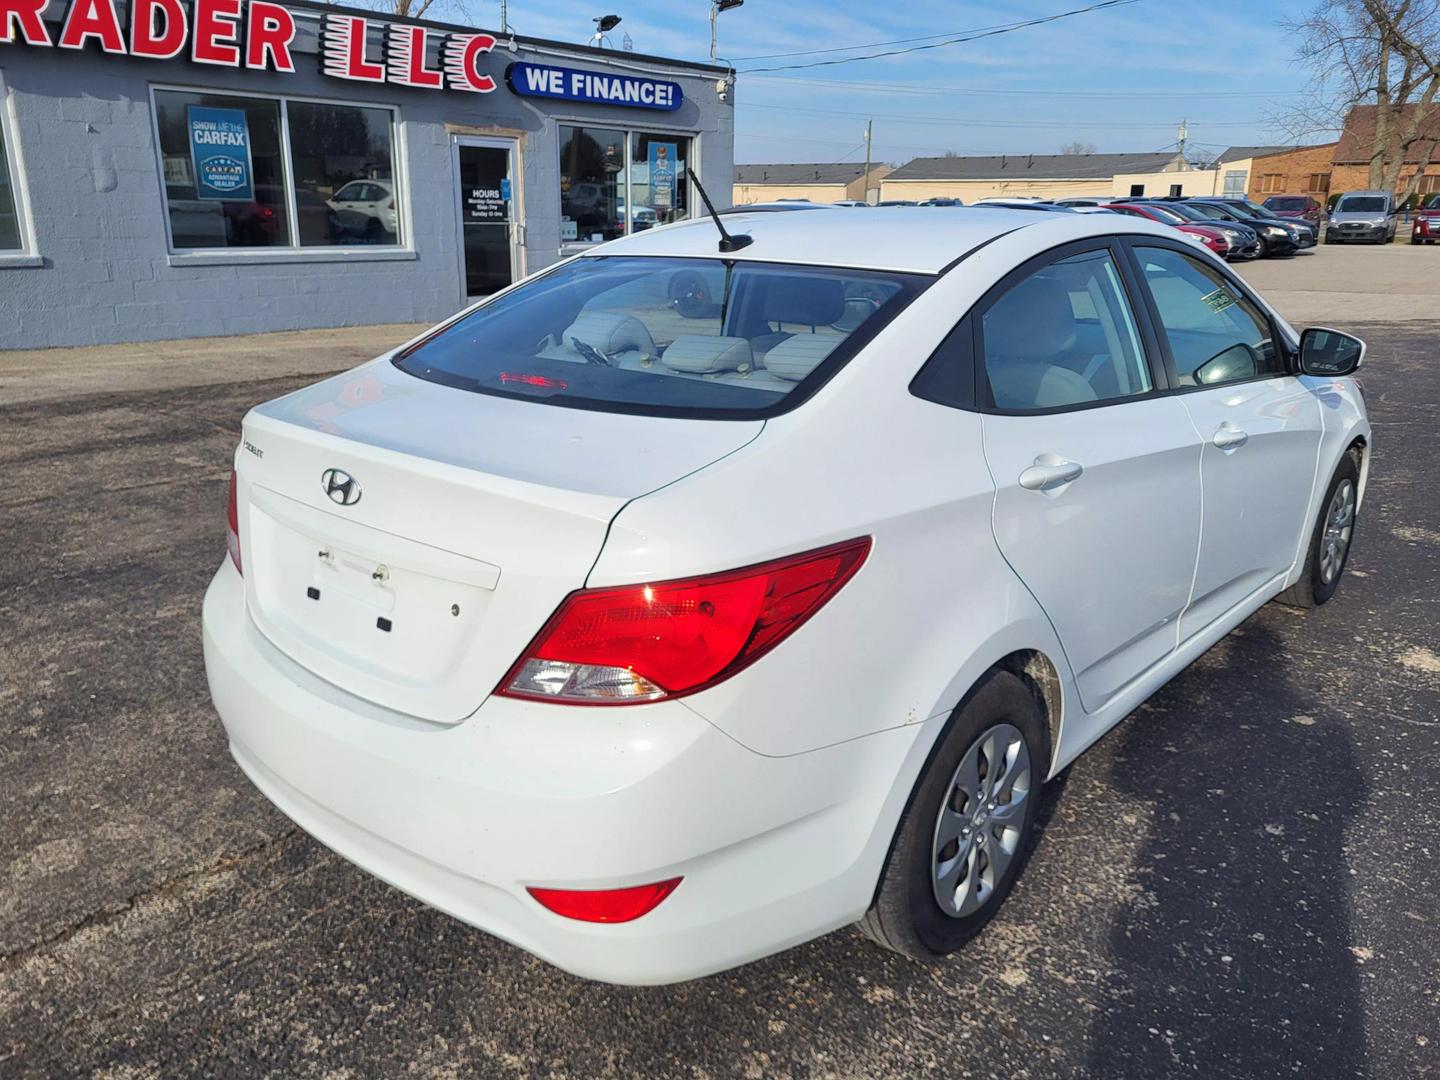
1212,423,1249,451
1018,457,1084,492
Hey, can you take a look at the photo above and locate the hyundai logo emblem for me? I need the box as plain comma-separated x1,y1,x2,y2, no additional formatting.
321,468,362,506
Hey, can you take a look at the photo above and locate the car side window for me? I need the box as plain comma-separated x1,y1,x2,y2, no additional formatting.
979,248,1153,411
1134,246,1281,387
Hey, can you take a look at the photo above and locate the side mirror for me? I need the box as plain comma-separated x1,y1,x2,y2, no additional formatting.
1299,327,1365,377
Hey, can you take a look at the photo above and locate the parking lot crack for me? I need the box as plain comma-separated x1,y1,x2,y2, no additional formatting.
0,828,299,975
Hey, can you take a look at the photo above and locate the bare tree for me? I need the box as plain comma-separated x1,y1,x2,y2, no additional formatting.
1058,140,1098,155
1282,1,1440,197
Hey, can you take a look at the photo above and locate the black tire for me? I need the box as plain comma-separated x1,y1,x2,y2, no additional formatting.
1277,449,1362,609
860,670,1049,961
1256,235,1271,257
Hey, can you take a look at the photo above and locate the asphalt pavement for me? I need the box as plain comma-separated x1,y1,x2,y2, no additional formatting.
1,271,1437,1077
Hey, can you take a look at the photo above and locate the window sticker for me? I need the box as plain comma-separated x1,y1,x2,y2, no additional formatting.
1200,286,1238,314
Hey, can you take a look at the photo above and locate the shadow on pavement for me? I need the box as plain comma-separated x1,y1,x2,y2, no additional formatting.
1082,619,1368,1078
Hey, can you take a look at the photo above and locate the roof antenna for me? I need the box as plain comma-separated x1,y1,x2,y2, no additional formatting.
687,167,752,252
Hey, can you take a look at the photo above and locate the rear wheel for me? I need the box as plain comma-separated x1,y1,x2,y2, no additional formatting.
860,670,1047,960
1278,450,1361,609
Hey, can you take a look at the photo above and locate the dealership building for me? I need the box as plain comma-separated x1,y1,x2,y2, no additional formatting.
0,0,734,349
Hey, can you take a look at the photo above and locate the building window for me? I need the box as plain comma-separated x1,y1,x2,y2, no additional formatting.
1222,169,1247,195
0,107,20,251
1260,173,1284,193
629,133,689,228
1168,183,1183,197
1129,183,1145,197
560,125,625,242
153,88,402,252
1421,174,1440,195
1308,172,1331,194
560,124,691,244
288,102,399,246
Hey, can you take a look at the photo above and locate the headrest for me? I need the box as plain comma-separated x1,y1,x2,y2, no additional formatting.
662,335,755,374
562,312,656,357
984,275,1076,362
761,277,847,328
988,364,1098,410
763,334,839,382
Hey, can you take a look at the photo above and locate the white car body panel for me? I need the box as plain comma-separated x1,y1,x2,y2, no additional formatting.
204,207,1371,983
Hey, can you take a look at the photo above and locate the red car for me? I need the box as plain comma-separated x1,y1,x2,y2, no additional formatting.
1411,193,1440,244
1106,202,1235,258
1263,194,1323,228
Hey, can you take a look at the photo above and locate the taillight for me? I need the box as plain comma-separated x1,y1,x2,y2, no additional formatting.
226,469,242,575
498,537,872,705
386,198,395,209
528,878,682,923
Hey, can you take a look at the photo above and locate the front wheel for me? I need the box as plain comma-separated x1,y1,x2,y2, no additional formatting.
860,670,1047,960
1278,450,1361,608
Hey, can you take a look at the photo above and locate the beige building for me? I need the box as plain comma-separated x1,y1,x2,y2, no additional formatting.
732,162,890,205
879,151,1191,203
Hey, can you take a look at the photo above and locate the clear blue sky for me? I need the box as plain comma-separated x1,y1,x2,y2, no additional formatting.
463,0,1326,165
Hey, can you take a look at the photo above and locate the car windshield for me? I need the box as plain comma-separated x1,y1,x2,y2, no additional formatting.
1266,197,1310,210
1337,196,1386,212
1234,200,1278,218
1425,194,1440,209
394,256,928,418
1185,203,1233,220
1140,204,1185,224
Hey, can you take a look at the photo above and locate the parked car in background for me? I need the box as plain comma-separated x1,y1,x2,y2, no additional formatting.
1188,197,1312,252
1107,202,1241,259
876,199,919,206
1052,197,1118,207
721,202,842,214
1263,194,1323,229
920,198,965,206
1132,200,1263,258
973,195,1043,204
206,207,1370,985
327,179,398,239
1410,193,1440,244
1164,199,1298,257
832,199,869,207
1326,191,1399,244
970,199,1077,212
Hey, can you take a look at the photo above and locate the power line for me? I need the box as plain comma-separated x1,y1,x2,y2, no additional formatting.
743,74,1311,100
731,13,1092,62
737,0,1142,74
740,101,1260,129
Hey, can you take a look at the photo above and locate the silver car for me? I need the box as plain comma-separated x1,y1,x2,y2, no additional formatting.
1326,191,1398,245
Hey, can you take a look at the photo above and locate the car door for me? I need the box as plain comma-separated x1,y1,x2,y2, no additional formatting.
1124,241,1322,641
978,240,1203,714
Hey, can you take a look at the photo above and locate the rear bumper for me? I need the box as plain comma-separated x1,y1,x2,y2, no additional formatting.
202,561,920,984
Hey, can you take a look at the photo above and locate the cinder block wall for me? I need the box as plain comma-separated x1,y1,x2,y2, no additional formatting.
0,40,732,349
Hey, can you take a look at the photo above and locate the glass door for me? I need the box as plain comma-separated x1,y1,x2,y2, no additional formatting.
454,138,517,299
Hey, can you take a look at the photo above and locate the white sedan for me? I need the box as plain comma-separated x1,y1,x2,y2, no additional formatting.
204,207,1370,984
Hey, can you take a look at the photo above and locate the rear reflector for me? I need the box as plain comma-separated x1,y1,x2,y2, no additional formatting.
226,469,242,575
528,878,682,923
497,537,871,705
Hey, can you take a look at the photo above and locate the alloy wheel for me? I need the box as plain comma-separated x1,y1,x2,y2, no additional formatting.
1319,478,1356,585
931,723,1032,918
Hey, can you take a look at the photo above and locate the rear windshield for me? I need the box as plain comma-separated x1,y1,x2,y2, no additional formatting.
1337,196,1386,212
394,257,928,418
1266,197,1310,210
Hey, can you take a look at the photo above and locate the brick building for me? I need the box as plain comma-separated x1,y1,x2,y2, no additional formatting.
1210,144,1339,203
1330,104,1440,198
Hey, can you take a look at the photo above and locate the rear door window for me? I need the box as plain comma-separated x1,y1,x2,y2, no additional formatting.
978,248,1154,411
1133,246,1283,387
395,256,928,417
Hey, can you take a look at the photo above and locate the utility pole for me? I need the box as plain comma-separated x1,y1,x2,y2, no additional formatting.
862,119,873,205
1177,118,1189,166
710,0,743,62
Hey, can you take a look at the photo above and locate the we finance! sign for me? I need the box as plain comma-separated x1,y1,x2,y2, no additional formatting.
506,61,682,111
0,0,499,93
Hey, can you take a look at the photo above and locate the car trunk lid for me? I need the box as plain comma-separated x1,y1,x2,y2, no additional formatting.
235,360,763,723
